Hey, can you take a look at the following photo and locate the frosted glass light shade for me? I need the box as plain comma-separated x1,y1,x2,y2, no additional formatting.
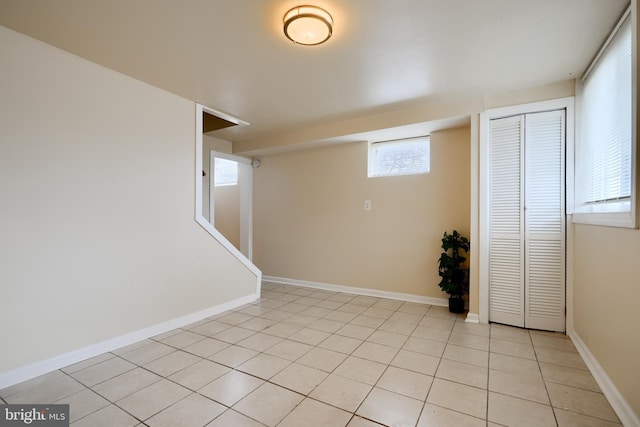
283,6,333,46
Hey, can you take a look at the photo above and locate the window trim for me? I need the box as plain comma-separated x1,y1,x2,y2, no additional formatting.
367,136,430,178
572,6,637,229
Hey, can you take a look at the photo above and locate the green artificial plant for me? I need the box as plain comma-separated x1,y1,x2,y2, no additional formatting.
437,230,470,302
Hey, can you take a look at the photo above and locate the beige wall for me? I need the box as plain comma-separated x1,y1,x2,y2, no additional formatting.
254,127,470,298
572,225,640,417
0,26,256,375
215,185,241,250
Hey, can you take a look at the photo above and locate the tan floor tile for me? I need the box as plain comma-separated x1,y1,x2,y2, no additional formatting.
377,366,433,400
389,311,424,324
310,373,372,412
287,328,331,346
442,344,489,368
352,342,399,364
418,403,486,427
236,332,283,352
424,306,459,320
188,320,231,337
278,397,352,427
264,339,313,361
350,314,385,328
350,295,379,306
356,387,423,427
539,362,600,392
92,367,162,401
489,352,542,379
3,371,85,403
555,408,623,426
367,330,408,348
316,300,345,310
361,307,394,319
119,341,175,365
347,416,382,427
534,347,588,370
398,302,430,315
337,304,368,315
373,299,403,310
237,304,273,317
490,338,536,360
69,357,136,387
262,321,302,338
294,296,324,306
280,302,309,313
328,293,356,303
233,383,304,427
152,329,181,341
546,382,620,423
308,318,346,333
212,326,256,344
160,330,205,349
490,324,532,343
448,332,490,351
323,310,358,323
168,359,229,391
270,363,328,395
116,379,191,421
379,320,417,335
419,316,456,331
436,359,488,389
488,392,556,427
282,313,320,327
403,336,446,358
426,378,487,419
55,388,109,423
453,322,491,337
297,347,348,372
217,311,254,325
335,324,375,340
143,350,200,377
531,333,577,352
206,409,265,427
182,337,229,358
301,306,333,318
61,353,115,374
236,353,291,380
412,325,451,343
489,369,549,404
145,393,225,427
72,404,139,427
318,334,363,354
207,345,258,368
391,349,440,375
238,316,276,332
198,370,264,406
333,356,387,385
258,309,293,321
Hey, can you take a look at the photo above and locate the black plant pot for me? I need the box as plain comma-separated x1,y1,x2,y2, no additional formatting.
448,297,465,313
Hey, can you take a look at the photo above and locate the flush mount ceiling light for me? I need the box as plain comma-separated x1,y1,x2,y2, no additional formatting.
283,5,333,46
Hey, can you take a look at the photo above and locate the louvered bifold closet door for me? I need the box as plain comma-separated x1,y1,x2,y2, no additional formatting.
489,115,526,327
524,110,566,332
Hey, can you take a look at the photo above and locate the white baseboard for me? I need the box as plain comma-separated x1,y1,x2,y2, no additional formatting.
465,313,480,324
0,293,257,390
569,331,640,427
263,276,448,307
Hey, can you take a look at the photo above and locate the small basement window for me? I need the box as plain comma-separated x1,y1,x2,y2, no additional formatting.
368,136,430,177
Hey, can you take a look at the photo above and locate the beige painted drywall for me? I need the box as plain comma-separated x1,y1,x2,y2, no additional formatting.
215,185,241,250
253,127,471,298
573,224,640,417
0,26,256,374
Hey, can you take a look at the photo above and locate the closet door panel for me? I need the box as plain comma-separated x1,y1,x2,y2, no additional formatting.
524,110,566,332
488,115,525,327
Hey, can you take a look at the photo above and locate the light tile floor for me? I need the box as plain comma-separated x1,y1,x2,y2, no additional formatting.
0,283,621,426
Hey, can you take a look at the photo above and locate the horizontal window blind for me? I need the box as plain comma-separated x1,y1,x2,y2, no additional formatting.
577,11,632,212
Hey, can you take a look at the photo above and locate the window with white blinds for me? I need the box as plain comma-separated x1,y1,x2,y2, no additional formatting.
368,136,430,177
575,8,634,224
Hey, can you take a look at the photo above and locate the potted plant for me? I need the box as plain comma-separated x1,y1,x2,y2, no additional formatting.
437,230,470,313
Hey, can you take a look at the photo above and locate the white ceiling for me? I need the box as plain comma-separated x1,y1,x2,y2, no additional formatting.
0,0,629,152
